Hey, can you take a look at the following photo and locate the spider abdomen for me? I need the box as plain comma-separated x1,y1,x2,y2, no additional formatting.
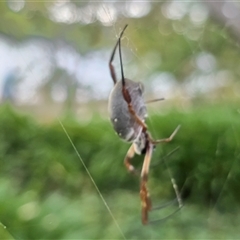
108,78,147,142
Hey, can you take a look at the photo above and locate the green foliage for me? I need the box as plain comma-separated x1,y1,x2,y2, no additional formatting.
2,1,240,82
148,105,240,210
0,104,240,239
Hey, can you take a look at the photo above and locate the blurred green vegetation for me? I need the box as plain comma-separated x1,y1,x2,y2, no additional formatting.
2,0,240,83
1,1,240,239
0,104,240,239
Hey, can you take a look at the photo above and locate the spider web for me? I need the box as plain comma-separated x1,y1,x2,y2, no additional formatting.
1,1,240,239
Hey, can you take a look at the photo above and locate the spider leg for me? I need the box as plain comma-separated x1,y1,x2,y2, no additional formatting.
124,144,139,175
125,144,178,176
149,207,182,225
140,142,183,225
150,125,181,144
109,25,128,85
151,198,178,211
140,142,154,225
109,42,118,85
150,147,180,168
134,147,179,173
145,98,165,104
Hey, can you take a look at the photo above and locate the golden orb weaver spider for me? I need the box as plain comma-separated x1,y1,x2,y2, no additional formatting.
108,25,183,225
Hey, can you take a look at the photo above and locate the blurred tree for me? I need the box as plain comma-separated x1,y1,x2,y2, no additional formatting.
0,0,239,108
203,1,240,42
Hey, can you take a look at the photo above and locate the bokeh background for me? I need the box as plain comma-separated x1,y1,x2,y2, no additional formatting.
0,1,240,239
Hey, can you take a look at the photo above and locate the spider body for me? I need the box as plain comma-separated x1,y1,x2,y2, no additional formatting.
108,78,147,144
108,25,182,225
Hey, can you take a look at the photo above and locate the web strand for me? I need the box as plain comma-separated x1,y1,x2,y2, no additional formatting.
58,119,127,240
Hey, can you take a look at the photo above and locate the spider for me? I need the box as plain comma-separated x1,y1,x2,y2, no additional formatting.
108,25,182,225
